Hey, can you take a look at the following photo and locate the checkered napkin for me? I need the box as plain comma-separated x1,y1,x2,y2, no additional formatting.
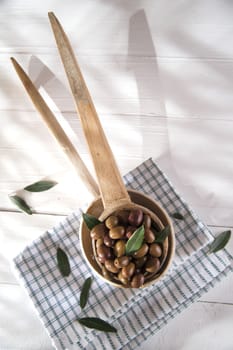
13,158,233,350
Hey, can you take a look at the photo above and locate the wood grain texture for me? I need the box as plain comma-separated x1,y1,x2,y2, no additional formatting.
0,0,233,349
48,12,130,209
10,57,99,197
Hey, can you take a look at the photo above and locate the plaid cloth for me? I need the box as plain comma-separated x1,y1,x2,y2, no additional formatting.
13,158,233,350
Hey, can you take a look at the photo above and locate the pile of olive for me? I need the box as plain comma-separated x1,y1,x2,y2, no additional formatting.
90,208,164,288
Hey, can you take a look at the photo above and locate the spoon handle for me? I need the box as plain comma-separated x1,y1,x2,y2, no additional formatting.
48,12,130,209
11,57,99,198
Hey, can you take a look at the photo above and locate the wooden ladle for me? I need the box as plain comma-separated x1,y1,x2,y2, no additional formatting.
48,12,159,219
48,12,175,286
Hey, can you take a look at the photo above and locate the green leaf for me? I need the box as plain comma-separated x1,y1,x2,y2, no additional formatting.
207,230,231,254
9,195,32,215
125,226,145,255
154,225,170,243
56,247,71,277
82,213,101,230
77,317,117,333
24,180,57,192
171,212,184,221
80,277,92,309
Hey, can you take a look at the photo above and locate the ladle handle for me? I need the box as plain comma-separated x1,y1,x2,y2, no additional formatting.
48,12,130,209
11,57,99,198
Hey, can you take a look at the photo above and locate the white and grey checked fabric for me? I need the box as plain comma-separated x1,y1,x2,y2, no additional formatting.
13,158,233,350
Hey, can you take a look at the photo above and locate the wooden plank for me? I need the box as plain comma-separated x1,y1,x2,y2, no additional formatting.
141,302,233,350
0,284,52,349
1,108,233,226
1,53,233,119
0,0,233,59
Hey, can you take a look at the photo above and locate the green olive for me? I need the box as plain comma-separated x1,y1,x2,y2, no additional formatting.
144,229,155,243
105,259,119,273
90,223,107,240
114,256,130,268
145,257,160,273
109,226,125,239
114,240,126,257
121,262,135,279
105,215,119,229
131,273,145,288
149,243,162,257
133,243,149,258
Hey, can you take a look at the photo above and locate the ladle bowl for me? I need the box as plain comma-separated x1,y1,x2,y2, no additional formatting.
80,189,175,288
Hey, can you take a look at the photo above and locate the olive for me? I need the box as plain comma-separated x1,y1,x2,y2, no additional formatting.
114,240,126,257
145,257,160,273
103,235,115,247
109,226,125,239
134,256,147,268
149,243,162,257
102,266,115,281
125,226,137,239
121,262,135,279
97,244,112,259
128,209,143,227
90,223,107,240
105,259,119,273
98,255,106,264
144,229,155,243
105,215,119,229
114,256,130,268
118,271,129,285
131,273,145,288
96,238,104,249
143,214,151,229
117,210,130,225
133,243,149,258
126,231,133,239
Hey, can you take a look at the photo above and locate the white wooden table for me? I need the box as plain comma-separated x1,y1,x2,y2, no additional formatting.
1,1,233,349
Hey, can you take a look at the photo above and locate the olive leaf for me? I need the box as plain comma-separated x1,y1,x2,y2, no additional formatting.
125,225,145,255
80,277,92,309
171,212,184,221
24,180,57,192
154,225,170,243
151,220,160,232
9,195,32,215
207,230,231,254
77,317,117,333
82,213,101,230
56,247,71,277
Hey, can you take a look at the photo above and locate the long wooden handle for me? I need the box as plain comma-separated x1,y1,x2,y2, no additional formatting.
48,12,131,209
11,57,99,198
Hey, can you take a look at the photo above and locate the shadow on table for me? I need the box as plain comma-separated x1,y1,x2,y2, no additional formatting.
126,9,216,221
28,55,88,153
127,9,176,176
